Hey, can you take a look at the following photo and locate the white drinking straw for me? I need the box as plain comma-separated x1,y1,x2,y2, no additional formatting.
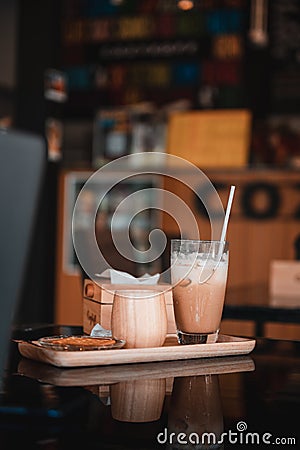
202,185,236,282
220,185,236,242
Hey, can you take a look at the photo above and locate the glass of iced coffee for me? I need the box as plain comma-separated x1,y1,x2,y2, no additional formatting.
171,240,229,345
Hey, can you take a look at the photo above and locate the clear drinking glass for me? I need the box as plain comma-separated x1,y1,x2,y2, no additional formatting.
171,240,229,344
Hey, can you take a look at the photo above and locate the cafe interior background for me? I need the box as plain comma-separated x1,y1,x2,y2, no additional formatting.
0,0,299,340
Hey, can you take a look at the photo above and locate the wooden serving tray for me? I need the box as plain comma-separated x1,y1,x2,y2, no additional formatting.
17,334,256,368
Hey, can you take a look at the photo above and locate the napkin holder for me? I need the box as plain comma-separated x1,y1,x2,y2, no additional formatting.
83,278,176,335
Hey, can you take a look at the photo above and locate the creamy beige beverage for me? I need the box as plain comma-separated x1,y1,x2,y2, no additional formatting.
171,240,229,344
172,261,228,334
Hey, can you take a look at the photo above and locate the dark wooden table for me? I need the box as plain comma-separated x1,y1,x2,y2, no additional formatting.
0,325,299,449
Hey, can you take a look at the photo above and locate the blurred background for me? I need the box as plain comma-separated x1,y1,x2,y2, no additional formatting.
1,0,299,339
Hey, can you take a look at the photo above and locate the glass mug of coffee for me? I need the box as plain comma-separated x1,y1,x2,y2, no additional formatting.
111,289,168,348
171,240,229,344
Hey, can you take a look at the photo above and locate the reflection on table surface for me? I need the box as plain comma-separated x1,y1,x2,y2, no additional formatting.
17,354,255,386
0,327,299,448
167,374,224,449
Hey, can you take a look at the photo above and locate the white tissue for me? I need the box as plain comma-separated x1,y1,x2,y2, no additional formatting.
90,323,112,338
95,269,160,285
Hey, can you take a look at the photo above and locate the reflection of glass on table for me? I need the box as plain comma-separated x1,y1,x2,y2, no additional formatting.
167,375,224,450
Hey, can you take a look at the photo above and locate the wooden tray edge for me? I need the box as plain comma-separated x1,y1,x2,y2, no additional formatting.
18,334,256,368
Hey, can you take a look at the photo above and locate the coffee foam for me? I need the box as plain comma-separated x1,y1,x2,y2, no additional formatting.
171,255,228,285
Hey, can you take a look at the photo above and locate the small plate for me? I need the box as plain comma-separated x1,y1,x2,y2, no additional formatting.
37,335,125,351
